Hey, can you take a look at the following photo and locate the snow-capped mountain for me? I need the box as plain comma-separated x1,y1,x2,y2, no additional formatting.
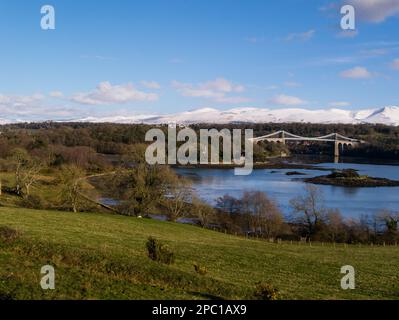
361,106,399,126
73,106,399,126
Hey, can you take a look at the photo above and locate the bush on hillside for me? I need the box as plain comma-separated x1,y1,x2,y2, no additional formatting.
253,282,281,300
0,226,21,244
20,195,47,210
146,237,175,265
193,262,208,276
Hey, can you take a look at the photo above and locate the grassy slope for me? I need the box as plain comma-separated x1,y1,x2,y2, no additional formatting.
0,207,398,300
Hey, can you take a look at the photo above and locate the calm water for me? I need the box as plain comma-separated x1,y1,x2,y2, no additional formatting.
176,161,399,218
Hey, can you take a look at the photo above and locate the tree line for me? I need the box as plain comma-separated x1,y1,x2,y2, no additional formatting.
214,185,399,244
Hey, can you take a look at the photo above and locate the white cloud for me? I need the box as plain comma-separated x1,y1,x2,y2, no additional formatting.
346,0,399,23
311,56,357,67
336,30,359,38
329,101,351,107
71,81,158,105
0,93,81,120
286,30,315,41
173,78,250,104
268,94,307,106
49,91,64,98
312,47,390,68
391,58,399,70
340,66,373,79
140,81,161,89
360,48,389,57
199,78,244,93
0,93,44,106
215,96,252,104
173,81,223,99
319,3,338,12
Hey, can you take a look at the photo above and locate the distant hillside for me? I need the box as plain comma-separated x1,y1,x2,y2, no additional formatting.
1,207,399,300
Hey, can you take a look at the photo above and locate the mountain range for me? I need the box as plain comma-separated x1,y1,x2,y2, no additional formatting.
75,106,399,126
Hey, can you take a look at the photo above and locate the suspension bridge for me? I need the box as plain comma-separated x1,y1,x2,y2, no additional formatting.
251,130,365,157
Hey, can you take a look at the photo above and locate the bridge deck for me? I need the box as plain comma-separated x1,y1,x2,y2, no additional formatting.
252,130,363,143
256,138,359,143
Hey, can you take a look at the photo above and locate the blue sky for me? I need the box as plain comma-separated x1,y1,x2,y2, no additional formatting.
1,0,399,121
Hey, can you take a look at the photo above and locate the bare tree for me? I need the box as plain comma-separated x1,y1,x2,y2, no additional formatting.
21,159,43,196
216,195,241,216
8,148,43,197
241,191,284,238
162,176,192,222
377,210,399,241
8,148,29,195
192,196,215,227
324,209,346,242
290,185,325,238
57,165,86,213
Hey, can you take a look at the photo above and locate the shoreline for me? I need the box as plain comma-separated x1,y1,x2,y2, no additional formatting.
303,175,399,188
172,161,334,172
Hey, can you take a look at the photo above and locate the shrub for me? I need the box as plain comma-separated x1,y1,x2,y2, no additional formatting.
329,169,359,179
0,226,21,244
253,282,281,300
193,262,207,276
146,237,175,265
0,291,14,301
20,195,47,210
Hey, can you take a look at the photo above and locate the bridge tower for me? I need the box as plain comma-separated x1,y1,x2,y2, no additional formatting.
334,142,340,158
333,134,340,158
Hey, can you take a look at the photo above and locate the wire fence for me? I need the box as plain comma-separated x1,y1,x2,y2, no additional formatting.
210,228,399,248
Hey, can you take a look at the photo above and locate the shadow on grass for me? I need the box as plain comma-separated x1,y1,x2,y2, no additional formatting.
188,291,225,300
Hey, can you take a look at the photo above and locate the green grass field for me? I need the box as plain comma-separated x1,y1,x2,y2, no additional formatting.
0,207,398,300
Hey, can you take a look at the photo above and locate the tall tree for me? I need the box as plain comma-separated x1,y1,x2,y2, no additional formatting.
161,176,192,222
378,210,399,242
113,164,176,217
241,191,284,238
192,196,215,228
290,185,325,238
8,148,43,196
57,165,86,213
